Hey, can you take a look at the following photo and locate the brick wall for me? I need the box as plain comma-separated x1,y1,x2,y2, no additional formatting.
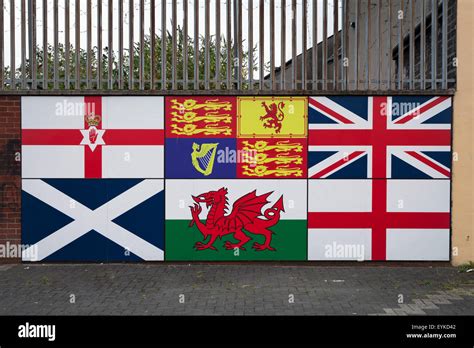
0,96,21,262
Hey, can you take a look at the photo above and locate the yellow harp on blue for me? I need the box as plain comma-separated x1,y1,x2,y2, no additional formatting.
191,142,219,176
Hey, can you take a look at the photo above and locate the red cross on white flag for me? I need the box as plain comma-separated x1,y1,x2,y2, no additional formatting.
21,96,164,178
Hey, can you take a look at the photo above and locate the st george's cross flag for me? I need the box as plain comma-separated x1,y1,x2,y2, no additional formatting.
21,96,164,178
307,96,452,179
308,179,450,261
21,179,164,261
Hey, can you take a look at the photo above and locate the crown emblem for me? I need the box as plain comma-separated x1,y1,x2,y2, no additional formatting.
85,112,101,127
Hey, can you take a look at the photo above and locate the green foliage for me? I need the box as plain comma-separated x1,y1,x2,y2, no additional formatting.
457,261,474,273
4,26,261,90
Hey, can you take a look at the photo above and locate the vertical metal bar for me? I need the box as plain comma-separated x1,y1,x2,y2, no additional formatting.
150,0,155,89
421,0,426,89
21,0,26,89
204,0,209,89
233,0,237,87
140,0,145,89
193,0,198,89
10,0,16,88
31,0,37,89
409,0,414,89
247,0,252,89
312,0,316,90
281,0,286,90
302,0,307,90
333,0,338,90
53,0,58,89
431,0,437,89
378,0,381,90
129,0,134,89
365,0,370,90
108,0,113,89
291,0,296,90
75,0,79,89
398,0,403,90
342,0,347,90
441,0,447,89
354,0,359,90
388,0,391,90
226,0,231,89
237,0,242,89
172,0,177,89
161,0,166,89
97,0,103,89
65,0,70,89
216,0,221,88
86,0,91,89
182,0,187,89
259,0,264,90
322,0,327,90
43,0,48,89
0,0,3,90
119,0,123,89
270,0,275,90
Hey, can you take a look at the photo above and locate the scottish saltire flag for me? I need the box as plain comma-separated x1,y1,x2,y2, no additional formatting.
22,179,164,261
308,96,452,178
308,179,451,261
165,179,307,261
22,96,164,178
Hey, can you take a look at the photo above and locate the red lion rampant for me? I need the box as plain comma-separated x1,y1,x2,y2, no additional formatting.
189,188,284,251
259,101,286,134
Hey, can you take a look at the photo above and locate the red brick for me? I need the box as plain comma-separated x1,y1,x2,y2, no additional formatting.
0,96,21,263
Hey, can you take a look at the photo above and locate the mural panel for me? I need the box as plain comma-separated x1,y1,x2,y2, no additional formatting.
307,96,452,261
22,179,165,261
165,179,307,261
19,95,452,262
308,96,451,179
22,96,164,178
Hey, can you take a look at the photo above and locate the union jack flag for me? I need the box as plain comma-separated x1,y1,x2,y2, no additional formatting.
308,96,452,179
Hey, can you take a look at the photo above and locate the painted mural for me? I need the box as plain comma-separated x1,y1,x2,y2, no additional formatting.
20,95,452,262
165,179,307,261
307,96,452,261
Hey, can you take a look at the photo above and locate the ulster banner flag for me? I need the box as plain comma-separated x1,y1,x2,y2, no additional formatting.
21,96,164,178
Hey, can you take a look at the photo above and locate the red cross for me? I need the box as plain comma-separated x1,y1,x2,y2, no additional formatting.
308,96,451,260
22,96,164,178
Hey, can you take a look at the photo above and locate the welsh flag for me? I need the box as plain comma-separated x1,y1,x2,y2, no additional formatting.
21,96,164,178
165,179,307,261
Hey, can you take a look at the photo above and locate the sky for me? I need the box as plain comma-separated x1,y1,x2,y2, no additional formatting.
2,0,340,76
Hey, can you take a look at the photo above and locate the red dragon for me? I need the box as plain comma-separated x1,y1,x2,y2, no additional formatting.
189,188,284,251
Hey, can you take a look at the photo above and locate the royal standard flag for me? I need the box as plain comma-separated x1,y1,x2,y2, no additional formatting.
165,179,307,261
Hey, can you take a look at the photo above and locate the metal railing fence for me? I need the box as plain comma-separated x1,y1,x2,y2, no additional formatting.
0,0,457,92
